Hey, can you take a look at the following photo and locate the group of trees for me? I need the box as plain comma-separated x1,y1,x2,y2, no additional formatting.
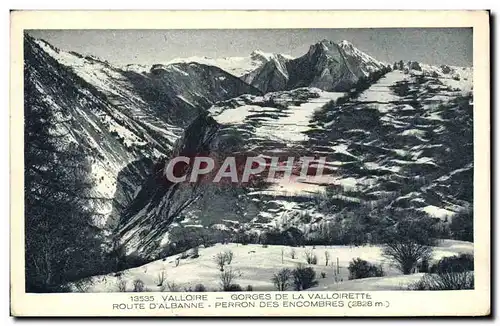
271,265,318,291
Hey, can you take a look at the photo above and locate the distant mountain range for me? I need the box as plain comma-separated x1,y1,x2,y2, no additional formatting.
122,40,389,94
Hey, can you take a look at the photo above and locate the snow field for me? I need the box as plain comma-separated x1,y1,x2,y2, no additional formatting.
80,240,472,292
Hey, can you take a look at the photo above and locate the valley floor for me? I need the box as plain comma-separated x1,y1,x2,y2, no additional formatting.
77,240,473,292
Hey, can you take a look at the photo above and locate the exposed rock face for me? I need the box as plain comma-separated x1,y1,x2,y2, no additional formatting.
116,113,221,257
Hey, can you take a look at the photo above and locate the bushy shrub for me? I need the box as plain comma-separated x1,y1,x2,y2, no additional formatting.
271,268,293,291
133,279,145,292
219,269,238,291
190,247,200,258
408,272,474,290
321,272,326,279
72,279,93,293
193,284,207,292
450,210,473,242
246,285,253,291
225,284,243,291
382,218,436,274
417,258,430,273
116,278,127,292
292,265,318,290
224,250,234,264
166,281,180,292
304,249,318,265
348,258,384,280
430,254,474,274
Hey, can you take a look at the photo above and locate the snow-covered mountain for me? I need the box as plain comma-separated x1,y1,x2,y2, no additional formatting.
24,34,473,267
242,40,388,93
241,53,292,93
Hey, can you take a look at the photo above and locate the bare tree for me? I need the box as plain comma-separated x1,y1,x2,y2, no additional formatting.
116,278,127,292
215,252,226,271
166,281,180,292
224,250,234,264
324,251,330,266
304,249,318,265
271,268,293,291
24,68,110,292
219,268,238,291
156,270,166,286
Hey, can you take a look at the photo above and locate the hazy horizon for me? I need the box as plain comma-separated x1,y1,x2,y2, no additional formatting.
27,28,473,67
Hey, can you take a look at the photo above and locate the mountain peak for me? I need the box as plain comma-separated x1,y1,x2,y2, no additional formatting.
250,49,274,61
338,40,355,49
307,40,335,56
318,39,335,45
310,39,359,54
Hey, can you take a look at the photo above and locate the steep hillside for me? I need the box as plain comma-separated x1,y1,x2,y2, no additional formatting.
25,35,178,227
286,40,387,91
33,38,261,128
25,35,261,227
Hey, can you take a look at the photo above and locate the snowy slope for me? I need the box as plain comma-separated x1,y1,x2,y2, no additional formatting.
121,50,294,79
210,88,344,142
25,35,179,227
34,37,261,128
72,240,473,292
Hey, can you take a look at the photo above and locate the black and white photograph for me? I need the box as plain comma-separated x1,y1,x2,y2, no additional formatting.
10,10,490,317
